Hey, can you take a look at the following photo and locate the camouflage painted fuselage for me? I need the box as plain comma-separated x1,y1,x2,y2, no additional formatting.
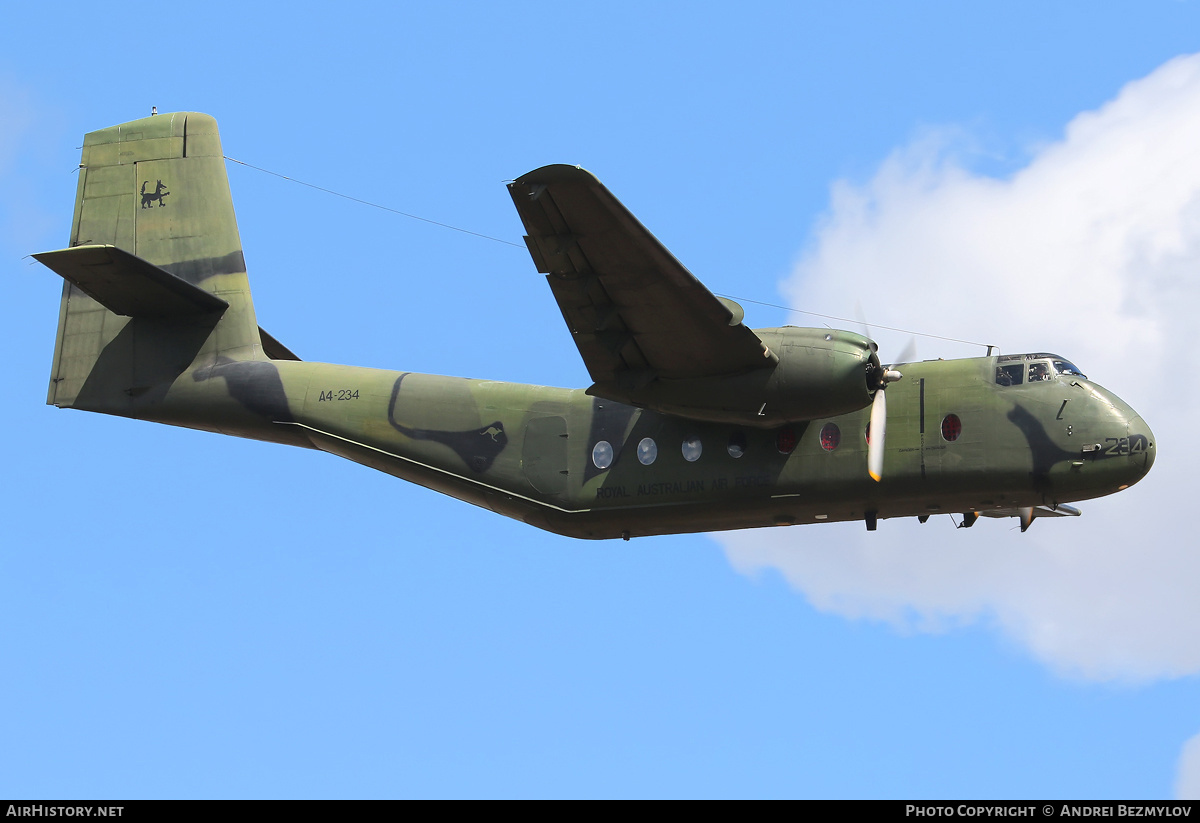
116,352,1150,539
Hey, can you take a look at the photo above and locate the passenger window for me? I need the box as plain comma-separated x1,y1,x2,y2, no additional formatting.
819,422,841,451
776,426,797,455
637,437,658,466
996,364,1023,386
592,441,614,469
941,414,962,442
727,431,747,459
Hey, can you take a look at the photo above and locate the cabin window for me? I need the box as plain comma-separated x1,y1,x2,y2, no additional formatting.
820,422,840,451
776,426,797,455
682,437,703,462
637,437,658,465
592,440,614,469
941,414,962,442
727,431,747,458
996,364,1023,386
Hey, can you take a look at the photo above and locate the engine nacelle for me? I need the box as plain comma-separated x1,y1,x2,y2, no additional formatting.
588,327,880,426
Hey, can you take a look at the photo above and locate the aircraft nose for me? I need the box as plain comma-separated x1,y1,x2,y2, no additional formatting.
1127,414,1156,478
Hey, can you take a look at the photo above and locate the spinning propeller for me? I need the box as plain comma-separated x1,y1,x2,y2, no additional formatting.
864,338,914,482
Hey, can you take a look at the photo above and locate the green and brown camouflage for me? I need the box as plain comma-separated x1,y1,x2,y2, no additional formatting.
35,112,1155,539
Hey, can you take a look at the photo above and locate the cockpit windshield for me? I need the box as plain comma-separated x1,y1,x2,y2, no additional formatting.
1051,359,1086,379
995,353,1087,386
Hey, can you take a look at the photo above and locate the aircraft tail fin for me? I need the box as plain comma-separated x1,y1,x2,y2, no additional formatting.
41,111,290,412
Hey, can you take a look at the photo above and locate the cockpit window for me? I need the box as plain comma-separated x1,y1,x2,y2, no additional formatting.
996,353,1087,386
1052,359,1087,380
996,364,1024,386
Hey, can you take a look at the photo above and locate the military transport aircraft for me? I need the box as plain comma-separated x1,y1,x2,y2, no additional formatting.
34,112,1155,539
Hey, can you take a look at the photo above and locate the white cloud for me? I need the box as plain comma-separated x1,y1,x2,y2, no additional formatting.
1177,732,1200,799
717,53,1200,683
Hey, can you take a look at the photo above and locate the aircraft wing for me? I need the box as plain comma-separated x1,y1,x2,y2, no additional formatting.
508,165,776,391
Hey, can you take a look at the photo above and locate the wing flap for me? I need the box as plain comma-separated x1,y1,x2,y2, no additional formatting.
508,165,774,386
979,504,1082,519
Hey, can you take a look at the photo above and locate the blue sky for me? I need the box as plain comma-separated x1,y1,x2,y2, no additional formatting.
4,1,1200,798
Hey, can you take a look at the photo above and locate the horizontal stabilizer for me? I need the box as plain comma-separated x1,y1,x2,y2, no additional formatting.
34,244,229,318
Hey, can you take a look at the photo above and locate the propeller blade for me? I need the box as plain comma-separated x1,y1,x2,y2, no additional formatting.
853,299,871,339
868,387,887,482
894,336,917,366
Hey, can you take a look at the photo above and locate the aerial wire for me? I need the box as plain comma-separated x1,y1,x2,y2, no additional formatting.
223,155,525,248
713,294,990,350
225,156,993,352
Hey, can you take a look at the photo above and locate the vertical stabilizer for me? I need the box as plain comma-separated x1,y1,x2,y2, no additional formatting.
45,112,263,410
